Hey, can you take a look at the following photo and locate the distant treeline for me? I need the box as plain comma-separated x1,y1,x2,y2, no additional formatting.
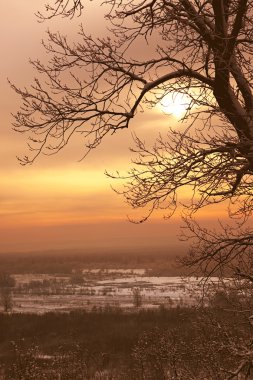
0,249,188,275
0,308,192,355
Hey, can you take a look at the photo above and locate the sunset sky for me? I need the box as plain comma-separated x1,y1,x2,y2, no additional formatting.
0,1,223,254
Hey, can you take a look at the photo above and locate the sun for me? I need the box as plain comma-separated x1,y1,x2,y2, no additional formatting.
159,93,192,118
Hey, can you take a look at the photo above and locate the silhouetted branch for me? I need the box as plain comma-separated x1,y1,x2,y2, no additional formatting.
36,0,84,20
181,218,253,276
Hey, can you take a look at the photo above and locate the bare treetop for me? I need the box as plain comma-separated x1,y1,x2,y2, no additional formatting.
37,0,84,20
12,0,253,219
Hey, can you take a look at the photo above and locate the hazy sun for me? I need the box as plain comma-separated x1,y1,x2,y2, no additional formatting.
159,93,191,118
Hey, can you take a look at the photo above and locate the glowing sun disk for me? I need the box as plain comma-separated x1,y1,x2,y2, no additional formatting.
160,93,191,118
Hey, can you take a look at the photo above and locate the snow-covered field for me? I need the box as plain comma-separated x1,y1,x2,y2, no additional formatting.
10,271,220,313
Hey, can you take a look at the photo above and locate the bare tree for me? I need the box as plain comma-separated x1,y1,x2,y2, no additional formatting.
132,287,142,308
0,273,15,312
180,218,253,275
12,2,253,251
36,0,83,20
9,4,253,377
132,312,253,380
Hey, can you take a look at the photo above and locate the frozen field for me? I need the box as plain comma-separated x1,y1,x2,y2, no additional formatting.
10,271,220,313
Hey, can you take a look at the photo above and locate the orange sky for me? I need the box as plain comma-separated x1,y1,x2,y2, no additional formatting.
0,1,226,254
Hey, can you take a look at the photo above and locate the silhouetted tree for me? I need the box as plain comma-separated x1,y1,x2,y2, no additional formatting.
11,0,252,208
12,0,253,242
10,21,253,365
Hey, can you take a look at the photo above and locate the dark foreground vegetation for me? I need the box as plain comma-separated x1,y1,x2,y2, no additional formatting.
0,306,252,379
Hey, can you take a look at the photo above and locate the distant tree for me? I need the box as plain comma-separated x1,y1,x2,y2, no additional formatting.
0,273,15,312
0,273,15,288
209,288,242,309
69,272,84,285
0,288,13,313
132,287,142,308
